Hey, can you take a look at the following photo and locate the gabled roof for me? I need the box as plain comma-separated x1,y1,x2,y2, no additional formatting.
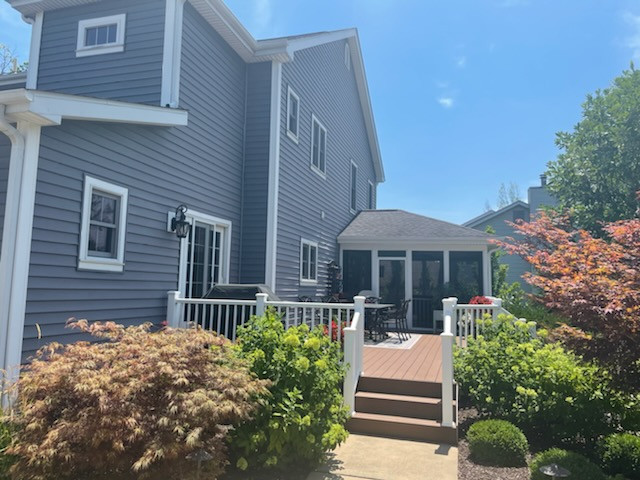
8,0,384,183
463,200,529,228
338,210,492,244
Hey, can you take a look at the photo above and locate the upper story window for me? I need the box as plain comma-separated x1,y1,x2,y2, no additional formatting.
76,14,126,58
79,176,128,272
344,43,351,71
368,181,375,209
300,239,318,283
513,208,526,222
311,115,327,176
350,161,358,212
287,86,300,142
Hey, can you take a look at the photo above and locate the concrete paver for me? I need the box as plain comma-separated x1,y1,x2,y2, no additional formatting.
307,434,457,480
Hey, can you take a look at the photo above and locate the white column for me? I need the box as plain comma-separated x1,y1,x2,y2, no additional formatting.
443,250,450,284
256,293,268,317
354,295,365,376
371,250,379,296
405,250,412,327
0,121,42,390
441,297,457,428
482,248,492,296
26,12,44,90
167,291,181,328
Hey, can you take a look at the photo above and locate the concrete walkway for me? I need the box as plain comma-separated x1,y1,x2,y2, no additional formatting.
307,434,457,480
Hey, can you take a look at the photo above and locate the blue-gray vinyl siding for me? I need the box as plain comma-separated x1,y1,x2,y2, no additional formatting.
23,3,252,357
37,0,165,105
276,40,378,299
240,62,272,284
471,208,532,292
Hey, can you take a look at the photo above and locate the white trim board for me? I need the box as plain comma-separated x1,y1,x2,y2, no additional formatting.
0,89,189,127
264,61,282,290
161,0,186,108
25,12,43,89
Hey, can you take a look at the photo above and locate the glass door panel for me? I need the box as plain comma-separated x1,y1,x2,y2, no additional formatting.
378,259,405,306
412,252,443,331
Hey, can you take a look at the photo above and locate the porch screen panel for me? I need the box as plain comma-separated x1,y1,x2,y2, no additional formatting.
412,251,443,330
449,251,483,303
343,250,371,298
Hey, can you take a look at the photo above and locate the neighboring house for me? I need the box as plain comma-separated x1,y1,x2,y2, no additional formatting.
0,0,383,372
464,175,557,291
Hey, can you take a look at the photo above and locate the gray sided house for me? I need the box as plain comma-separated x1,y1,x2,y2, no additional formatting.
0,0,383,373
464,175,557,291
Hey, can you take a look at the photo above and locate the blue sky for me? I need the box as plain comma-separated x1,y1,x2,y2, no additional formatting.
1,0,640,223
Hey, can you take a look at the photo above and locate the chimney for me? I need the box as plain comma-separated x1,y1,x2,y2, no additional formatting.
540,174,547,187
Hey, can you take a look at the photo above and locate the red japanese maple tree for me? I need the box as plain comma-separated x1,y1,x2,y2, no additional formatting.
498,211,640,390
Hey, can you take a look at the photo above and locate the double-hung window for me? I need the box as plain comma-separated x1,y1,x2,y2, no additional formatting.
79,176,128,272
287,86,300,142
311,115,327,175
300,239,318,283
77,14,126,57
350,161,358,212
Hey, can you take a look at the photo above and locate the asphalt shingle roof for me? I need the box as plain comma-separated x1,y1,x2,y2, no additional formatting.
338,210,492,241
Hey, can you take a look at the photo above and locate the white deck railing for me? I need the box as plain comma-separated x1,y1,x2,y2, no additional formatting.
440,296,535,428
167,292,367,412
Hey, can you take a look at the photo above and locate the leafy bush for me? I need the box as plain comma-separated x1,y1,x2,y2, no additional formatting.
0,421,15,479
598,433,640,479
466,419,528,466
530,448,606,480
454,315,622,444
9,321,268,480
231,310,349,471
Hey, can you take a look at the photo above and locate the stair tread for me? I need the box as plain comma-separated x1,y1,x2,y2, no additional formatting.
355,391,454,405
351,412,455,429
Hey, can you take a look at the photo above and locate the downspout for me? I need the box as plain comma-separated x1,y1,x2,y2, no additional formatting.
0,108,25,397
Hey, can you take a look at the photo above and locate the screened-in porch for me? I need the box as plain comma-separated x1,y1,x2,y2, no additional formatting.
338,210,494,333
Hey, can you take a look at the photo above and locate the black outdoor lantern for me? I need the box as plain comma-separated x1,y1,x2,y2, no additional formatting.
171,204,191,239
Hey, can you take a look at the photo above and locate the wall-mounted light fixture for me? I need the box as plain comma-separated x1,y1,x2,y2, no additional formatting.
171,204,191,239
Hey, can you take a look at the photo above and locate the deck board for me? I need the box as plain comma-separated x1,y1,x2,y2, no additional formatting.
363,334,442,383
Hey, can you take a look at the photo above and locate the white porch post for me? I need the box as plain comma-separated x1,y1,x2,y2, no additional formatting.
354,295,365,376
443,250,450,284
441,297,457,428
255,293,268,316
167,291,181,328
0,120,42,394
482,247,491,296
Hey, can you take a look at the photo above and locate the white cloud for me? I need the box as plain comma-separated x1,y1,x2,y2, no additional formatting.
437,97,454,108
251,0,273,36
623,12,640,60
456,56,466,68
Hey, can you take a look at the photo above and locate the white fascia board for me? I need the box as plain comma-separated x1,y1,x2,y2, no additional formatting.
0,89,189,127
337,238,492,249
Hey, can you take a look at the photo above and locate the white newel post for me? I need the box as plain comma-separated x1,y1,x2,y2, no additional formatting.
441,297,457,428
489,296,502,321
167,291,181,328
255,293,268,316
354,295,366,376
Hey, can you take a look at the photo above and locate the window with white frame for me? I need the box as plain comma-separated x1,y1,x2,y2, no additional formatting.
350,161,358,212
344,43,351,70
300,239,318,282
79,176,128,272
311,115,327,175
287,86,300,142
76,14,126,57
368,180,375,209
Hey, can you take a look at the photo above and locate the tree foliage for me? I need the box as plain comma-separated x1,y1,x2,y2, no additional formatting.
8,321,268,480
0,44,27,75
499,211,640,390
547,65,640,234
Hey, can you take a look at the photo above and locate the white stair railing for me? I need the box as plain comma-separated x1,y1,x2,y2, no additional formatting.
343,296,365,414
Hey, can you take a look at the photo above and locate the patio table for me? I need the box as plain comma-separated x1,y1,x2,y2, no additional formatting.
364,303,394,341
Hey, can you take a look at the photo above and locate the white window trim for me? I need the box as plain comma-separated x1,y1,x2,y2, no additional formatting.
286,86,300,143
300,238,319,284
350,160,358,213
310,114,327,178
76,14,126,58
78,176,128,272
368,180,375,209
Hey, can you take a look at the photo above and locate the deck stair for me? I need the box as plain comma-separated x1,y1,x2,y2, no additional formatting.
347,375,458,445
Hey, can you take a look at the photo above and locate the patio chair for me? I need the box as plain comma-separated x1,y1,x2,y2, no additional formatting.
380,299,411,342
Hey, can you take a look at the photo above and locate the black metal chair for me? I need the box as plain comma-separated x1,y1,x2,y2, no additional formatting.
380,299,411,342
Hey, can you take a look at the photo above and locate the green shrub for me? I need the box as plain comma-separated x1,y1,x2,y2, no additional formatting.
231,310,349,471
454,315,621,444
0,421,15,479
9,321,268,480
598,433,640,479
530,448,606,480
466,419,528,466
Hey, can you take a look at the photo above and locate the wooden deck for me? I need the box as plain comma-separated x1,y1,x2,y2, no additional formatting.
363,334,442,383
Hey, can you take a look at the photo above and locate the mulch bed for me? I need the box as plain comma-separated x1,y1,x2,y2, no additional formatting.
457,407,530,480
